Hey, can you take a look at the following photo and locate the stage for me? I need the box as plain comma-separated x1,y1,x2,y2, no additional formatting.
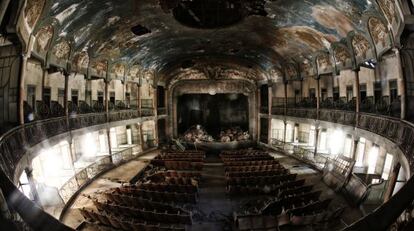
184,140,255,151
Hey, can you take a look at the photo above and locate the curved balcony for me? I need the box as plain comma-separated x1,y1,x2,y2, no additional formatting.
270,105,414,230
0,109,157,230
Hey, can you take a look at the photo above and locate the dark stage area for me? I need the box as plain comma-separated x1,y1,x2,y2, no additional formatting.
177,94,249,136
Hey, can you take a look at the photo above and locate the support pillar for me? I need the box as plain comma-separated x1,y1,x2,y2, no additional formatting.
153,86,159,146
105,79,110,122
384,163,401,202
139,122,145,151
354,69,361,113
85,78,92,106
316,77,321,120
351,138,359,160
283,121,287,143
268,82,273,144
18,55,28,125
394,48,406,120
106,128,113,164
256,87,261,142
63,72,69,117
137,83,141,115
24,167,42,208
284,81,288,116
314,126,320,157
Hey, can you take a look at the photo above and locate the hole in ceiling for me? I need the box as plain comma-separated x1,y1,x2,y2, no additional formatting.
173,0,245,29
181,60,195,69
131,24,151,36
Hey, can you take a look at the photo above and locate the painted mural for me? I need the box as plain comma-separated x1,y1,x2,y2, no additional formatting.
52,40,70,60
285,64,299,81
24,0,45,29
113,63,126,78
34,25,53,53
333,45,353,69
90,60,108,78
351,34,373,63
28,0,401,76
368,17,392,56
72,51,89,73
316,53,333,74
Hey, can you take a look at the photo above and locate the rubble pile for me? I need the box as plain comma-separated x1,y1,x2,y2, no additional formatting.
219,127,250,142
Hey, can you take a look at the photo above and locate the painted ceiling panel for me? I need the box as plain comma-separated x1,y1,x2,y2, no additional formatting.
31,0,388,73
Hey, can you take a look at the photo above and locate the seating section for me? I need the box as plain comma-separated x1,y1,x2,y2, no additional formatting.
79,150,205,230
221,149,338,230
151,150,206,171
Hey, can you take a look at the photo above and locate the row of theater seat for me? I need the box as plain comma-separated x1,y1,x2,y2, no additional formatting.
222,155,275,163
228,179,307,195
223,160,280,167
80,208,186,231
226,169,289,178
224,164,284,173
102,193,184,212
222,149,337,230
152,150,206,171
128,182,198,194
80,150,204,230
92,200,192,224
110,185,198,204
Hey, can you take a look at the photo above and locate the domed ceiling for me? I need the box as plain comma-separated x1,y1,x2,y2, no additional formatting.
25,0,397,77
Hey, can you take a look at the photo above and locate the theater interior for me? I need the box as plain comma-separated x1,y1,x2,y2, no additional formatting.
1,0,414,230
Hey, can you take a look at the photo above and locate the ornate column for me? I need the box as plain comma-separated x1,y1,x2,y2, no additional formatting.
136,83,141,115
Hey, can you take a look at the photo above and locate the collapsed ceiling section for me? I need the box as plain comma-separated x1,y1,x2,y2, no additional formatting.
23,0,399,80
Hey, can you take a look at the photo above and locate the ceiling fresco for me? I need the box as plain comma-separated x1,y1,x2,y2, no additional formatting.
24,0,399,79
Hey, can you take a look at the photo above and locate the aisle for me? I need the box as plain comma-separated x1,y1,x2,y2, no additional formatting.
190,152,233,231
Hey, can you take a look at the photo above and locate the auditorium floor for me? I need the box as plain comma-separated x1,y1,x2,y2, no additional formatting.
61,149,364,231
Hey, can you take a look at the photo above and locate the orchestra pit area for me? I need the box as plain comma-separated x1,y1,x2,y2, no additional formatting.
67,148,361,231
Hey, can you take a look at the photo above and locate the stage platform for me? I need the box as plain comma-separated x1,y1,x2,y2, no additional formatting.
184,140,255,151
